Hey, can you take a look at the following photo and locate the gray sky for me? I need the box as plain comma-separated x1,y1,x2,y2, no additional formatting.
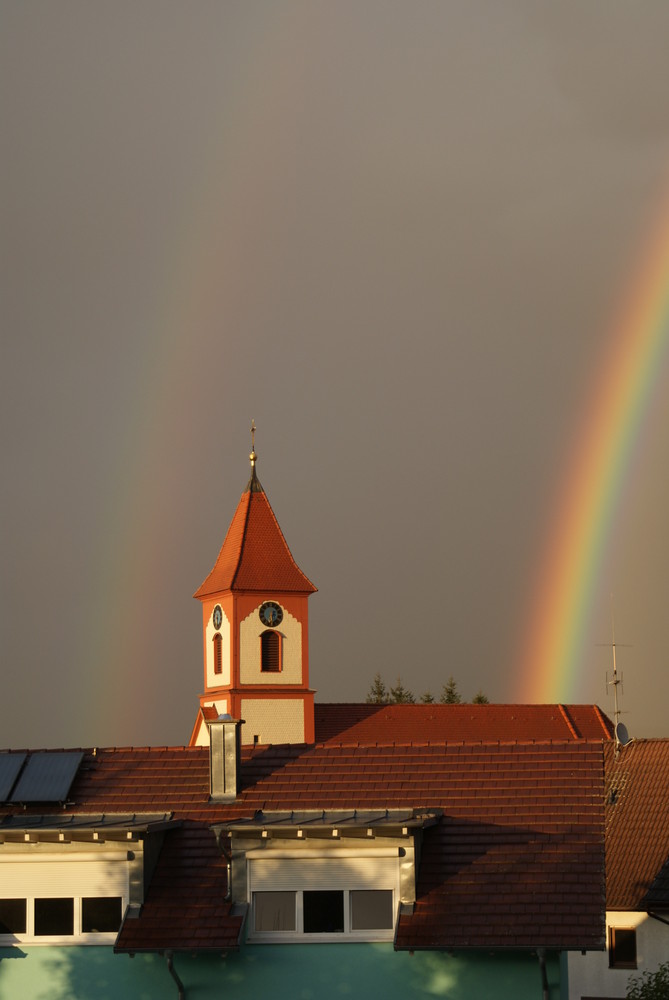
3,1,669,748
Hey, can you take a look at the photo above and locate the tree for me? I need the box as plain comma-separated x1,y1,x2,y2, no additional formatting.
627,961,669,1000
440,676,462,704
420,691,436,704
472,690,489,704
366,672,388,704
389,677,415,704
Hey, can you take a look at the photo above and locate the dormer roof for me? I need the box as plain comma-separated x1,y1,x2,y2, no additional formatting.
193,466,316,598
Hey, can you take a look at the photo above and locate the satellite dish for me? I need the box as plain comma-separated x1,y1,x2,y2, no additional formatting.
615,721,630,746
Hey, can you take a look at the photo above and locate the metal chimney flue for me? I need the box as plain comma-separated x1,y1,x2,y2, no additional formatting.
208,714,243,802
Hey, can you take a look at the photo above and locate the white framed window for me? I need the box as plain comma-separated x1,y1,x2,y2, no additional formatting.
0,854,129,945
247,849,399,942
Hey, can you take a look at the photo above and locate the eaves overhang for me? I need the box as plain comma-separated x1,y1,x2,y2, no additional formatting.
0,812,178,844
212,808,441,842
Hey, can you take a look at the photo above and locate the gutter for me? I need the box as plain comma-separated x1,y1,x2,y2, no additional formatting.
164,951,185,1000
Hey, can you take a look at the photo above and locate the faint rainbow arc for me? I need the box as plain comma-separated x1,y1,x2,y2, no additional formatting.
516,197,669,703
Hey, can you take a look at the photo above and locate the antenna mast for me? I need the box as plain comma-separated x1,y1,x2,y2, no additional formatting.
606,594,623,730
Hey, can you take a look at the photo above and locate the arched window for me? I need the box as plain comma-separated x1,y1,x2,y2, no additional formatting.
261,630,281,673
213,633,222,675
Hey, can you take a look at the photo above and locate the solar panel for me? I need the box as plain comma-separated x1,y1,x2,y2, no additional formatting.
0,753,27,801
9,752,84,803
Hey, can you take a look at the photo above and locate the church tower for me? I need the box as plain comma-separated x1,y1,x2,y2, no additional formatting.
189,429,317,747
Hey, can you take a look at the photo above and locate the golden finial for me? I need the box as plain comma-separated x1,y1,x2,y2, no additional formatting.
249,419,257,467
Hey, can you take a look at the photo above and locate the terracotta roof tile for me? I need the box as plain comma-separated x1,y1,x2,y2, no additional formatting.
0,735,605,952
314,703,613,744
604,738,669,909
115,823,243,952
194,479,316,597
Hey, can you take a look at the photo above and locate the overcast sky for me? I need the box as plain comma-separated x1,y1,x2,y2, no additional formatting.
3,1,669,748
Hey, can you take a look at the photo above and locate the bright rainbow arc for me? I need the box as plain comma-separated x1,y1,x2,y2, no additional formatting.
516,195,669,704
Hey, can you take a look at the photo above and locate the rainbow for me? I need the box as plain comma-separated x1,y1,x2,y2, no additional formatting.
73,13,310,738
515,193,669,704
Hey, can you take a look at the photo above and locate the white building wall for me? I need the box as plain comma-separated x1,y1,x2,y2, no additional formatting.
205,607,231,687
567,912,669,1000
239,605,302,685
193,699,229,747
241,698,304,745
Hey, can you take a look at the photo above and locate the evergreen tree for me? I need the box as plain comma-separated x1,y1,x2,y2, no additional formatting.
420,691,436,704
366,672,388,704
472,690,489,704
389,677,415,704
440,676,462,704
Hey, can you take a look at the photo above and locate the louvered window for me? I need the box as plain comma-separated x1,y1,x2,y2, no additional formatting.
260,630,281,672
213,633,222,674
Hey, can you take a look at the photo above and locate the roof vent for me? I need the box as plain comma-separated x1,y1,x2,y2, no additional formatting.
208,715,243,802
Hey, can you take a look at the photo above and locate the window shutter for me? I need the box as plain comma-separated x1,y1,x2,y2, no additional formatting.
249,855,399,893
0,858,129,898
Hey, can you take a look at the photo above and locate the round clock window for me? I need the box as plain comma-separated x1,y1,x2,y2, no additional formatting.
212,605,223,629
259,601,283,627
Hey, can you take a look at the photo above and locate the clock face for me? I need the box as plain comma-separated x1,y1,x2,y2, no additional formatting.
259,601,283,628
212,605,223,629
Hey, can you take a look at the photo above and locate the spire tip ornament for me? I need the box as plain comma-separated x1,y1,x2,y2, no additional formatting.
249,420,257,468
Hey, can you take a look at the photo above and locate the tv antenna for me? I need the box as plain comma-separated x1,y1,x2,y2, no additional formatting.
598,596,632,747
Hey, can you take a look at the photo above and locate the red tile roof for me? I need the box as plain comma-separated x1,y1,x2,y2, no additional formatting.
0,738,605,952
115,822,242,952
314,703,614,744
605,738,669,910
193,471,316,597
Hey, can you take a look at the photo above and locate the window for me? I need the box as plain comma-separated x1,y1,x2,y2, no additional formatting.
82,896,123,933
252,889,393,939
304,891,344,933
351,889,394,930
35,898,74,936
253,892,296,932
609,926,637,968
0,854,129,944
0,899,26,934
0,896,123,942
0,896,123,944
213,632,222,674
248,852,399,942
260,630,281,672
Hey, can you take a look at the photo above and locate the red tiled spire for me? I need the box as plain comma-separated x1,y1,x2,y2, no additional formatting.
193,444,316,598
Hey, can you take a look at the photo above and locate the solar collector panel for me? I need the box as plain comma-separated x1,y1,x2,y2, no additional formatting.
0,752,27,801
9,751,84,803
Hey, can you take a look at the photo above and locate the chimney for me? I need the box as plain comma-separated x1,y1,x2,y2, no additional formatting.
208,714,243,802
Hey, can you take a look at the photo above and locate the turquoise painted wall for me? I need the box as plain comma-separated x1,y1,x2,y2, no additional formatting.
0,945,560,1000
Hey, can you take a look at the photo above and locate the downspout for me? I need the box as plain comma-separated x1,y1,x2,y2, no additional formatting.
165,950,185,1000
537,948,549,1000
214,827,233,902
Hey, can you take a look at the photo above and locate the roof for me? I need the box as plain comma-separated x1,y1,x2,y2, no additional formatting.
193,467,316,597
115,822,242,953
605,738,669,911
314,703,614,743
0,737,606,953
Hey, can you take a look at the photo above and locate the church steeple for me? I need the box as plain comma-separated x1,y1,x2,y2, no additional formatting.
190,427,317,748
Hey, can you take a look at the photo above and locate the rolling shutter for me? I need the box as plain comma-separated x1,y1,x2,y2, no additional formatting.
0,857,129,898
249,852,399,893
